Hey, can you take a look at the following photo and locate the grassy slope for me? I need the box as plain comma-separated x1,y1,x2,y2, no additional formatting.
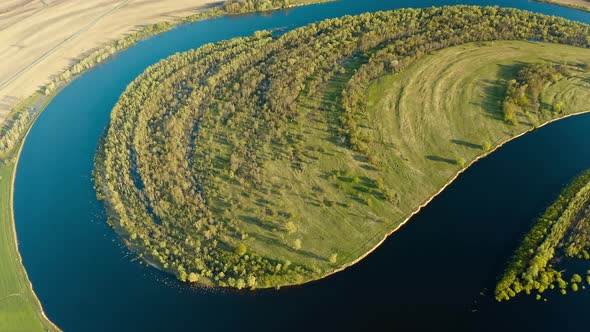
227,41,590,276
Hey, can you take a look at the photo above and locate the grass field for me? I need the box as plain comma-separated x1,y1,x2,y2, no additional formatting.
245,41,590,271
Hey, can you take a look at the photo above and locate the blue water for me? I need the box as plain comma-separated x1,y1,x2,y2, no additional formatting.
13,0,590,331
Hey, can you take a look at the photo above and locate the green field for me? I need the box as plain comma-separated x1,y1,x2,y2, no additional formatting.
95,7,590,289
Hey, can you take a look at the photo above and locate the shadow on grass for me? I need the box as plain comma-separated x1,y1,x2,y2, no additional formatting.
249,232,328,262
450,139,482,150
426,155,457,165
240,215,275,232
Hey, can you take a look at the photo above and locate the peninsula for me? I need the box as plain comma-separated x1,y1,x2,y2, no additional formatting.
94,6,590,289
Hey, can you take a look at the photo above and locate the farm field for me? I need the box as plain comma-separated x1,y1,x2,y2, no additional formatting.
0,0,220,121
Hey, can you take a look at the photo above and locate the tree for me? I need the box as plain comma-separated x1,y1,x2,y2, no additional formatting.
329,253,338,264
236,243,247,256
456,157,466,168
553,100,564,113
247,275,257,288
188,272,199,283
293,238,302,250
503,101,518,125
236,278,246,290
571,274,582,283
285,221,297,234
482,141,492,152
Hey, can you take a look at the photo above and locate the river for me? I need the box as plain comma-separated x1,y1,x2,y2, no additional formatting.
13,0,590,331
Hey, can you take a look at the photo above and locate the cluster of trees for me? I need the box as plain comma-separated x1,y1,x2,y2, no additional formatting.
223,0,318,13
0,111,30,159
95,6,590,288
502,63,568,124
495,170,590,301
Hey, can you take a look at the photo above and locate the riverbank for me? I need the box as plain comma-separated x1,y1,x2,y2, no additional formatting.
535,0,590,12
0,94,59,331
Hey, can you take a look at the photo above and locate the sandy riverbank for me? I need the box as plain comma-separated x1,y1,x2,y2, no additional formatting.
536,0,590,11
0,0,221,121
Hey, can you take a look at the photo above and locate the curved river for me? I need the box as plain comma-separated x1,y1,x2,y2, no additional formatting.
13,0,590,331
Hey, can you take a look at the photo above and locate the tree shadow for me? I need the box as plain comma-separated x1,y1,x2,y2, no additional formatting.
360,163,379,171
248,232,327,262
539,100,553,112
450,139,482,150
240,215,275,232
426,155,457,165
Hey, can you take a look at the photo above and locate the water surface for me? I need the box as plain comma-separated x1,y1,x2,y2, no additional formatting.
14,0,590,331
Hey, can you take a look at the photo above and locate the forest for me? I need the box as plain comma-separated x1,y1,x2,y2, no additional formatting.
94,6,590,289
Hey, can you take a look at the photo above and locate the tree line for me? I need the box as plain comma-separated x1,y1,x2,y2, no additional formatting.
0,111,30,159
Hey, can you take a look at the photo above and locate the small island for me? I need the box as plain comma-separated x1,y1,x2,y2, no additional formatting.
94,6,590,289
496,170,590,301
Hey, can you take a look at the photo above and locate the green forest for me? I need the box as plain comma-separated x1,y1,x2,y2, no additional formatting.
94,6,590,289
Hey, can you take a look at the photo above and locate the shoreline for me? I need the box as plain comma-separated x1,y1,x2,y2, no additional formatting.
534,0,590,12
5,93,61,331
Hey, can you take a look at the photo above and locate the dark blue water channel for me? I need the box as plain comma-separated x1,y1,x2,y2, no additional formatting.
13,0,590,331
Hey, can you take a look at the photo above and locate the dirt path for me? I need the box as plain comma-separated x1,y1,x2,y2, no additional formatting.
0,293,23,303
